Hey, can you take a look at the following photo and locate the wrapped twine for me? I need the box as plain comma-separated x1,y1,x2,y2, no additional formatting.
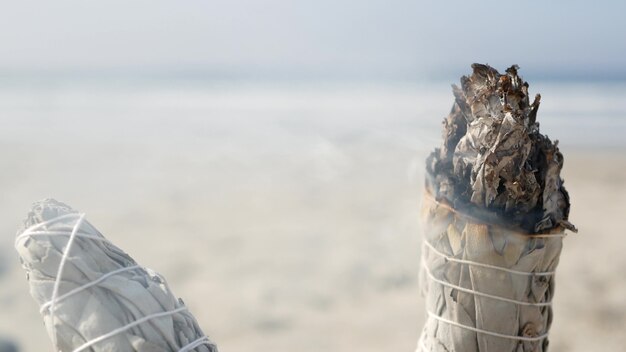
417,192,565,352
14,199,217,352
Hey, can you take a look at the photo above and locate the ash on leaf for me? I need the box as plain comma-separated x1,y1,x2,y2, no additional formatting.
426,63,577,234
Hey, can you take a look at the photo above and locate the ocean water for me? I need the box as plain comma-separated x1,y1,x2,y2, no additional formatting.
0,78,624,151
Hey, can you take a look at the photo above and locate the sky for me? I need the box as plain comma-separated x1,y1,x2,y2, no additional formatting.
0,0,624,81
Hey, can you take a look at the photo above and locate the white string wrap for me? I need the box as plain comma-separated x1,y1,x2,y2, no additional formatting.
72,307,190,352
423,240,557,277
420,256,552,307
16,213,212,352
419,239,553,344
179,337,214,352
423,311,549,342
39,265,142,314
414,310,549,352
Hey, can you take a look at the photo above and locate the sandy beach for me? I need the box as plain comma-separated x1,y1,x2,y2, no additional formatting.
0,84,624,351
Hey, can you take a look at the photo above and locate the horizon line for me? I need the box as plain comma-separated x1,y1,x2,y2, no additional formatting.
1,66,626,84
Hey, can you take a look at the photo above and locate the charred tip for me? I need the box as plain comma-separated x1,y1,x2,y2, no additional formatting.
426,64,574,234
505,64,520,75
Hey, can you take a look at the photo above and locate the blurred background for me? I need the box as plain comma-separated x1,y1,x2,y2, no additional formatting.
0,1,625,351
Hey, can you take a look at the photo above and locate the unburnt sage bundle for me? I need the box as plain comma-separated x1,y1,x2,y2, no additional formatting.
418,64,576,352
15,199,217,352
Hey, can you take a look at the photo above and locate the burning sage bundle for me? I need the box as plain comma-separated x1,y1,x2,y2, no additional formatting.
418,64,576,352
